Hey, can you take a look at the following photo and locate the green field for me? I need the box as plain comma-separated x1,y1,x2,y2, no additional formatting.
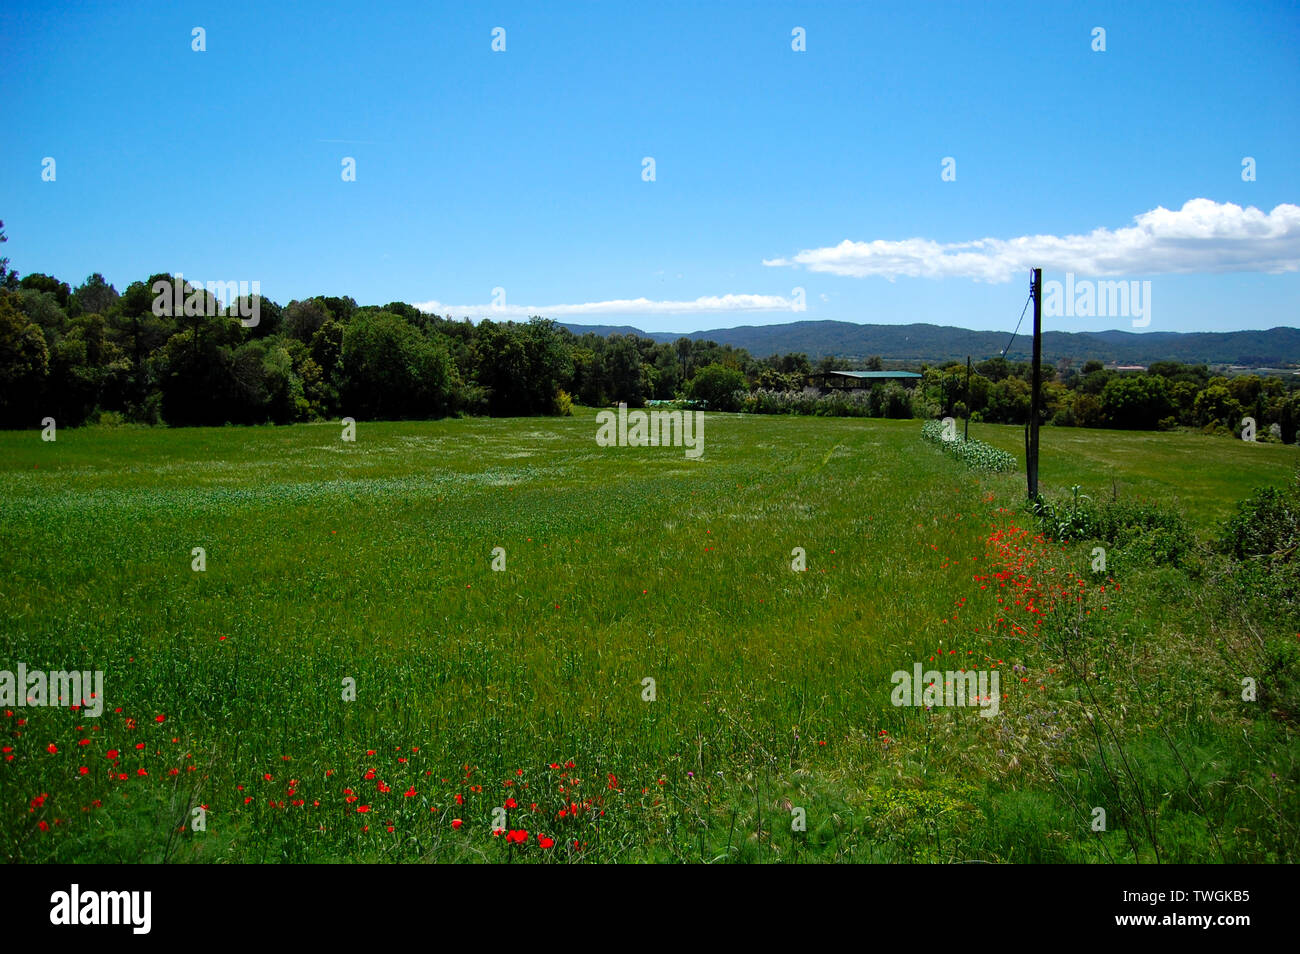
2,412,1297,862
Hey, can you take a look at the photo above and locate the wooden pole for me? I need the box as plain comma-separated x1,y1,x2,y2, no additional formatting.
1027,268,1042,501
964,355,971,441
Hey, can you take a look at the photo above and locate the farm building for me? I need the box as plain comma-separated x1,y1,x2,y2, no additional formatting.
810,370,923,392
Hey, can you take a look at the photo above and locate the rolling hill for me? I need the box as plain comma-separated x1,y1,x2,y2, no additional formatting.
558,320,1300,367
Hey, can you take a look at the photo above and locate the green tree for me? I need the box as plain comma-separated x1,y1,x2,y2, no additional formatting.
283,299,330,342
0,221,16,288
472,318,572,415
18,273,71,309
1100,374,1172,429
155,312,246,425
17,289,68,347
985,376,1030,423
687,363,746,411
604,335,644,406
0,293,49,427
519,317,574,413
341,311,452,419
47,313,127,425
1194,385,1244,430
74,273,119,316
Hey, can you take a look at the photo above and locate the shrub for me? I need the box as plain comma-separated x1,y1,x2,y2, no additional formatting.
1219,475,1300,561
1260,635,1300,720
89,409,127,427
1029,486,1195,569
1218,471,1300,629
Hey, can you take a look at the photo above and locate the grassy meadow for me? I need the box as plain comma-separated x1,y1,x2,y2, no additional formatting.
2,410,1298,863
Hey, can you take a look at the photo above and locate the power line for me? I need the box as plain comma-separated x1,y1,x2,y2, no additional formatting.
1001,292,1033,358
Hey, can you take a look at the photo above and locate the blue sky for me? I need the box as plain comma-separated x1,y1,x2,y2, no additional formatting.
3,0,1298,335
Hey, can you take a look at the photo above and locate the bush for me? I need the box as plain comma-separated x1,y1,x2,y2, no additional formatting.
1218,472,1300,630
554,388,574,416
1260,635,1300,720
1220,475,1300,561
89,409,128,427
1029,487,1195,569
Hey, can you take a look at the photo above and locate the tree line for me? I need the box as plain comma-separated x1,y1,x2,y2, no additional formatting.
914,355,1300,442
0,264,759,428
0,234,1296,440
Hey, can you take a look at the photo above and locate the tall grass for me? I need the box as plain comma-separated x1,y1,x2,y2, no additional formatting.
1,413,1295,862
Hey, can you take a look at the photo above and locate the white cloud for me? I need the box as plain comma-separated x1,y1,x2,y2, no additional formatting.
413,293,798,319
762,199,1300,283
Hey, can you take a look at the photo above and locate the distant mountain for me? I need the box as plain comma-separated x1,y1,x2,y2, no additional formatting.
558,319,1300,367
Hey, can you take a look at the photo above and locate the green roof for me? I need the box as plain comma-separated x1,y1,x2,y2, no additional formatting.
824,370,922,379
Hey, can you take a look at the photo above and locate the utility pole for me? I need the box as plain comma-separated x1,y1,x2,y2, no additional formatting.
1027,268,1042,501
964,355,971,441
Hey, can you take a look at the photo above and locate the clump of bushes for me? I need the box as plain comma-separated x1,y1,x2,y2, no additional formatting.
1029,486,1195,569
1218,470,1300,632
920,418,1018,472
1220,476,1300,561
